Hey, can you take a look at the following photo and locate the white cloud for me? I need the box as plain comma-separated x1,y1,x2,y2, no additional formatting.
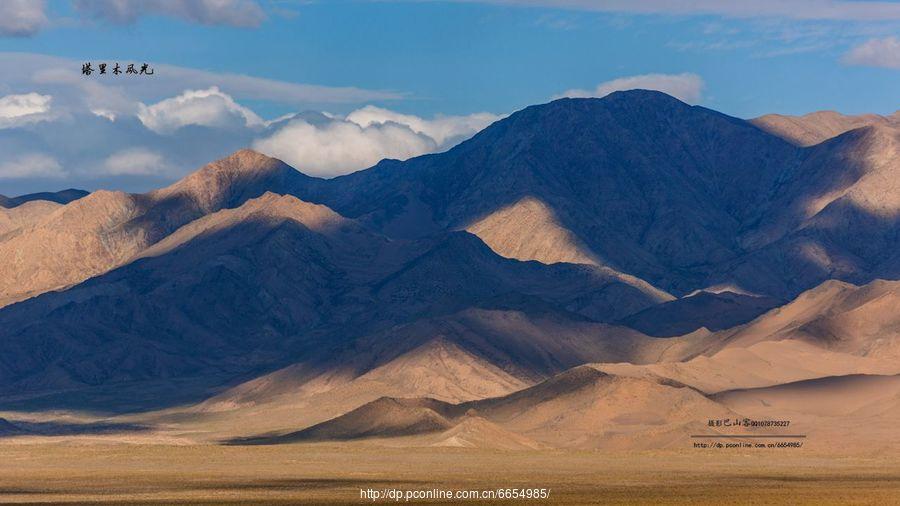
253,117,437,178
445,0,900,21
137,87,264,134
0,0,47,37
0,92,53,128
0,153,65,179
73,0,266,28
346,106,501,146
555,73,705,103
843,37,900,69
253,107,500,177
101,148,176,176
91,109,117,121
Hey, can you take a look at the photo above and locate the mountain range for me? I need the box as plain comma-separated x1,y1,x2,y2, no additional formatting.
1,90,898,452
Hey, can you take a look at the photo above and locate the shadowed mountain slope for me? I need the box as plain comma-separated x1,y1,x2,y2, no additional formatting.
0,193,669,406
291,91,900,300
619,291,781,337
299,91,800,297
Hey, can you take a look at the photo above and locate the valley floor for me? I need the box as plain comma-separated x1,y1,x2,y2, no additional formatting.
1,442,898,505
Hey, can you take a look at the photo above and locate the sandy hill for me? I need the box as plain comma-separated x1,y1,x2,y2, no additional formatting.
164,305,704,438
706,279,900,358
714,373,900,418
235,366,737,450
752,110,900,146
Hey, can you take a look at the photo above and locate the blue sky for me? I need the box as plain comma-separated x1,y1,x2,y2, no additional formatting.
0,0,898,194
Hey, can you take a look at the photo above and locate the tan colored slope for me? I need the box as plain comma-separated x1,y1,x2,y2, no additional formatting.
423,416,547,450
0,190,146,307
150,307,710,440
598,339,900,394
136,192,361,260
0,150,300,308
0,200,61,238
714,279,900,357
715,373,900,418
466,196,600,265
240,366,738,450
458,366,735,450
147,149,297,214
752,110,900,147
597,279,900,394
713,374,900,453
465,196,672,302
169,337,531,439
816,124,900,217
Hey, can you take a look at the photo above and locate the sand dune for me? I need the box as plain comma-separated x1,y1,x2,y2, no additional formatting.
715,373,900,417
233,366,737,450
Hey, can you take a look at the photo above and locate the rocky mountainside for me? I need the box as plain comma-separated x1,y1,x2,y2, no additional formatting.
0,192,671,399
1,91,900,451
0,150,314,307
293,91,900,299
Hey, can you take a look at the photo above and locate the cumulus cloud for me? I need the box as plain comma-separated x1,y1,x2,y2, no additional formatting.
72,0,266,28
843,37,900,69
253,108,500,177
137,87,263,134
0,153,65,179
555,73,705,103
0,0,48,37
443,0,900,21
253,118,437,178
0,93,54,128
346,106,502,146
101,148,177,176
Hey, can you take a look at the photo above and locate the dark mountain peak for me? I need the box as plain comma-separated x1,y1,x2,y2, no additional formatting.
0,188,89,208
512,90,692,122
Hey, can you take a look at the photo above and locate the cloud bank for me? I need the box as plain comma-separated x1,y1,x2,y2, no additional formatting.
253,108,502,177
72,0,266,28
555,73,705,103
0,93,54,128
448,0,900,21
0,76,499,191
0,0,48,37
137,87,263,134
843,37,900,69
0,0,266,37
0,153,65,179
